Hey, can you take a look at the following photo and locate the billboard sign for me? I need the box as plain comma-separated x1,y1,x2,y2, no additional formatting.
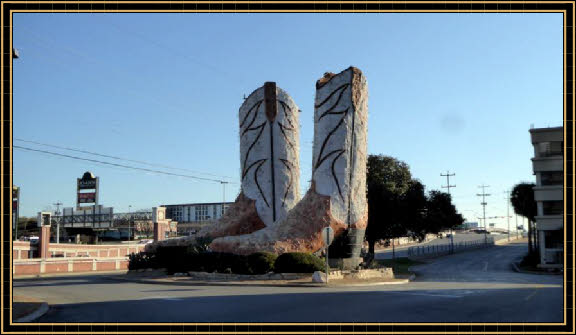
78,179,97,189
78,171,97,190
78,192,96,203
77,171,99,209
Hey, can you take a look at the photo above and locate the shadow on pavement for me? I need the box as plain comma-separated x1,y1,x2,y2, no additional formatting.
35,286,563,323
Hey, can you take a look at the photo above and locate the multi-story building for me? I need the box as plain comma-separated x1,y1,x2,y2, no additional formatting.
530,126,563,269
162,202,233,235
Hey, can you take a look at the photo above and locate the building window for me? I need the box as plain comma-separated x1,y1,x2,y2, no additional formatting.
543,201,563,215
541,171,563,186
166,207,183,222
222,204,230,216
195,205,210,221
538,141,563,157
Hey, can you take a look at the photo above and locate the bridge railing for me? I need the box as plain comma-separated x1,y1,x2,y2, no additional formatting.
407,236,495,258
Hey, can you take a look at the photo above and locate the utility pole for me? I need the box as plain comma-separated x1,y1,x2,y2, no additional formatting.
477,184,490,244
53,201,63,243
504,190,511,241
441,171,456,195
441,171,456,253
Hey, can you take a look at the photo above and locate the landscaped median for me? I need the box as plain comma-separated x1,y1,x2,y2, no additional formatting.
373,257,423,277
124,240,415,286
122,268,412,287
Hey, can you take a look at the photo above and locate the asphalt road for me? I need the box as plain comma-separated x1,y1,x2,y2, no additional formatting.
374,232,508,259
14,239,563,323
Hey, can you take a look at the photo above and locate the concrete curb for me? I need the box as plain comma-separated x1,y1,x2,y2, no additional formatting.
14,302,49,323
324,272,416,287
110,271,416,287
14,270,128,279
511,262,562,276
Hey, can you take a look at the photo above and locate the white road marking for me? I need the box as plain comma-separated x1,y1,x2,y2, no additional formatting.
383,291,462,299
139,296,184,301
524,290,539,301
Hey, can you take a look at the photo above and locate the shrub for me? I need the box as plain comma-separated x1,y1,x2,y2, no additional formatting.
274,252,325,273
156,245,192,274
189,252,251,274
128,252,158,270
247,252,277,274
187,236,213,254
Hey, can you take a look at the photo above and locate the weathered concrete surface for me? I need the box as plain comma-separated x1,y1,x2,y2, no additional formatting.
237,82,301,226
210,183,348,255
313,67,368,229
210,67,368,255
196,192,266,239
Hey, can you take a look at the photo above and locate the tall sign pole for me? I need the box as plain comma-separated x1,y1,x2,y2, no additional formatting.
77,172,98,210
322,227,334,286
53,201,63,243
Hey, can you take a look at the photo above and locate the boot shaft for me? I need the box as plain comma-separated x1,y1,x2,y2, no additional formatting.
312,67,368,227
239,83,301,226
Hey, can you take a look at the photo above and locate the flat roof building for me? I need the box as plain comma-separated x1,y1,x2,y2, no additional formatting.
162,202,233,235
530,126,563,269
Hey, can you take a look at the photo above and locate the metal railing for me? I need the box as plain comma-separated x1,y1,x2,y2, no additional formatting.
407,236,495,258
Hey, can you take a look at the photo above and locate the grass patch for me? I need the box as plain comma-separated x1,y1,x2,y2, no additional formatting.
373,257,424,275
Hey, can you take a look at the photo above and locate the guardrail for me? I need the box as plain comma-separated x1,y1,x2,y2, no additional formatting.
407,236,495,258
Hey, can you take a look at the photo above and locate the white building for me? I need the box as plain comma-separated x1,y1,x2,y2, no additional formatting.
462,222,479,229
530,126,563,269
162,202,232,235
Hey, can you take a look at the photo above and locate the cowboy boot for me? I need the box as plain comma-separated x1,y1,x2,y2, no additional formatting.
197,82,301,239
210,66,368,255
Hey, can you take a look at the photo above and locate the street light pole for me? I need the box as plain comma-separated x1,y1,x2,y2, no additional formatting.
220,181,228,203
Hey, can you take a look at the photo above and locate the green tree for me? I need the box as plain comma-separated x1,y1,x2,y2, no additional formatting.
365,155,413,254
401,180,428,242
425,191,464,235
511,182,537,254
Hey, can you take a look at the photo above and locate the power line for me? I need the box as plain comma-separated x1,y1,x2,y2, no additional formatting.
14,145,236,184
14,138,236,181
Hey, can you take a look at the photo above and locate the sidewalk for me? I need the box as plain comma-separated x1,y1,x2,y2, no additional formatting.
13,295,49,322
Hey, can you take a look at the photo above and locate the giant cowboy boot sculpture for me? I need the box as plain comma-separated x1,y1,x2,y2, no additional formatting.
210,66,368,256
197,82,301,239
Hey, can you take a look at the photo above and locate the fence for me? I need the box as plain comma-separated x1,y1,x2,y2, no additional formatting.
407,236,495,258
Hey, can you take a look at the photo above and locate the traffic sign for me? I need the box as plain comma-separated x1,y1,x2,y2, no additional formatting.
322,226,334,246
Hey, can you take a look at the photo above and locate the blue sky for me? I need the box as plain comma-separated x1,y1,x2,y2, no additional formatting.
13,13,562,230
